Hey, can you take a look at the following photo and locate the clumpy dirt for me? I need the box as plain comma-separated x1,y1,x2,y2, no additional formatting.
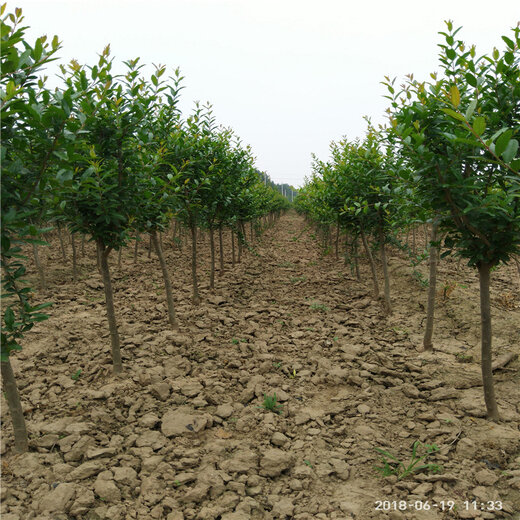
1,212,519,520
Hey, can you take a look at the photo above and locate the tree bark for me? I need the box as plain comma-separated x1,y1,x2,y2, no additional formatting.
231,229,236,267
97,239,123,374
353,237,361,281
237,223,243,263
379,226,392,315
218,225,225,276
1,357,29,453
133,233,139,264
335,220,340,259
190,222,201,305
32,243,46,290
57,222,67,262
360,226,379,298
151,230,179,329
147,234,152,259
71,233,78,282
209,226,215,290
423,218,440,351
117,247,122,269
478,262,499,421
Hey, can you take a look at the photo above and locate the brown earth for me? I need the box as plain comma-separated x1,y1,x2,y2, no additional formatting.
1,211,519,520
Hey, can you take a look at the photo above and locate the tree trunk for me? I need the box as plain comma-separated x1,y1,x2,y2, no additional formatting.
360,226,379,298
32,243,46,290
353,237,361,281
478,262,499,421
71,233,78,282
423,218,440,351
147,234,152,259
379,226,392,315
57,222,67,262
335,220,340,259
209,226,215,290
1,357,28,453
218,225,224,276
412,227,417,256
151,230,179,329
134,233,139,264
117,247,122,269
190,223,201,305
231,230,236,267
97,239,123,374
237,223,243,263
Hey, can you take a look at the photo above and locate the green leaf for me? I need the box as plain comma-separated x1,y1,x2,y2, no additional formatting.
502,36,515,50
495,130,512,158
472,116,486,136
450,85,460,108
4,307,15,328
465,99,477,120
502,139,519,164
465,73,477,87
441,108,465,122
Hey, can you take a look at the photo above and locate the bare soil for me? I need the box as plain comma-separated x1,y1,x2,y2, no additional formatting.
1,212,520,520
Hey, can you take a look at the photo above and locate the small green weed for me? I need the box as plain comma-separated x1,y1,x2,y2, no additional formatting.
231,338,239,345
273,361,282,369
455,352,473,363
259,393,283,414
290,276,306,283
310,302,329,312
304,459,313,468
71,369,82,381
374,441,442,480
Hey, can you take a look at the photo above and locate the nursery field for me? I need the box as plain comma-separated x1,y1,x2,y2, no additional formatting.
1,212,519,520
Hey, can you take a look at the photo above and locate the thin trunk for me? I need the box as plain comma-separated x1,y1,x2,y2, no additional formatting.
237,223,243,263
190,223,201,305
71,233,78,283
231,230,236,267
151,230,179,329
424,225,429,252
412,227,417,256
423,218,440,351
250,221,254,243
117,247,122,269
1,357,29,453
159,232,164,251
147,234,152,259
354,238,361,281
209,226,215,290
32,243,46,290
218,225,224,276
335,221,340,259
379,226,392,315
336,219,339,260
97,239,123,374
343,232,349,266
134,233,139,264
57,222,67,262
478,262,499,421
172,220,178,248
360,226,379,298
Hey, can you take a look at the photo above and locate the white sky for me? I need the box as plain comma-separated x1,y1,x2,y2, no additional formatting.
16,0,519,188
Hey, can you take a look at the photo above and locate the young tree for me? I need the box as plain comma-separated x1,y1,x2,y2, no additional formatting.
386,22,520,420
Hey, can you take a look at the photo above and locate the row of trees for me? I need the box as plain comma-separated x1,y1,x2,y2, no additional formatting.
1,5,289,452
296,22,520,421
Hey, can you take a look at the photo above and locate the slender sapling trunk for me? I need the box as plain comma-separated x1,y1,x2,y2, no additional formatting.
190,223,201,305
151,230,179,329
218,225,224,276
478,262,499,421
96,239,123,373
379,226,392,315
360,226,379,298
423,218,440,351
209,226,215,290
71,233,78,282
1,357,29,453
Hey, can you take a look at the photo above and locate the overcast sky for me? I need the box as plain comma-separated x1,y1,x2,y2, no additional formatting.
17,0,519,187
